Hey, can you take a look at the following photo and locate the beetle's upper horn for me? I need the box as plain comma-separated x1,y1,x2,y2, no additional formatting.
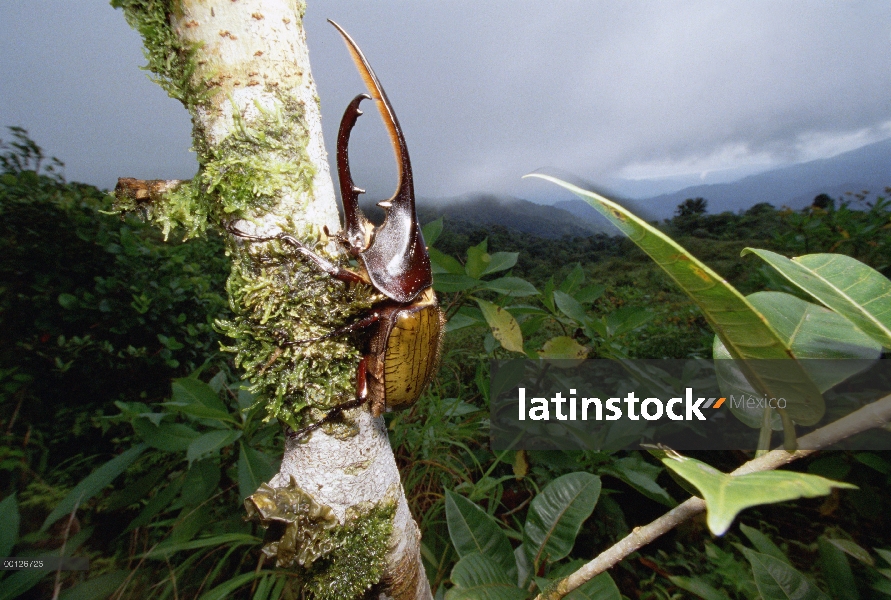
328,20,411,190
329,20,431,303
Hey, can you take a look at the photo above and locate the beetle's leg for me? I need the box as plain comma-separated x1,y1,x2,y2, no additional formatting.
286,357,371,440
279,312,380,346
227,223,369,286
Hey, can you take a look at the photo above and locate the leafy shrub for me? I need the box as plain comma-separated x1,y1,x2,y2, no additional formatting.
0,128,230,486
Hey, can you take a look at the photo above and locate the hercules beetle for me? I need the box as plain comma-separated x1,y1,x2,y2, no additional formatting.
229,21,444,438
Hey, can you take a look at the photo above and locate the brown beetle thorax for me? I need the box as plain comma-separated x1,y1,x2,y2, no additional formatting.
366,288,444,417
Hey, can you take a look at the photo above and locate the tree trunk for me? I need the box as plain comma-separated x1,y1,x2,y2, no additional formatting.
113,1,431,598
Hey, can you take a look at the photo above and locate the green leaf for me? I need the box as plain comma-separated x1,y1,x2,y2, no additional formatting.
542,277,556,313
476,299,524,353
514,544,531,588
524,472,601,567
743,250,891,348
872,578,891,597
186,430,242,466
169,378,231,421
57,292,78,309
447,311,485,333
742,547,830,600
142,533,259,558
559,264,586,294
606,306,654,336
601,455,675,507
482,252,520,276
434,273,482,293
0,569,47,600
422,217,443,246
182,459,221,506
133,418,200,452
666,576,731,600
0,493,19,557
740,523,789,564
660,453,856,535
466,239,490,279
490,360,527,401
538,336,589,361
527,175,825,424
824,538,874,566
445,490,517,581
564,572,622,600
126,475,184,532
238,442,275,501
818,537,860,600
713,291,880,427
197,571,270,600
718,291,881,363
237,386,256,411
104,465,168,511
574,283,606,305
482,276,539,297
429,247,466,275
854,452,891,474
446,553,527,600
554,290,589,324
876,548,891,567
58,571,129,600
42,443,147,531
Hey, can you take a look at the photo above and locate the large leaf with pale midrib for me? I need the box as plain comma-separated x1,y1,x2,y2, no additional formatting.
445,553,528,600
446,490,517,582
743,250,891,349
564,572,622,599
742,547,830,600
167,377,232,421
523,472,601,567
527,175,824,425
714,291,881,427
817,537,860,600
660,453,855,535
238,442,276,502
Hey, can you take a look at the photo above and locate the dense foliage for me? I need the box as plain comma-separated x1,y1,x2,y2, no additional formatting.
0,128,230,482
2,130,890,599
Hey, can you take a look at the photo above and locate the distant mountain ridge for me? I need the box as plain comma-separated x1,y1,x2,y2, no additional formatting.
631,136,891,219
362,137,890,238
363,194,610,238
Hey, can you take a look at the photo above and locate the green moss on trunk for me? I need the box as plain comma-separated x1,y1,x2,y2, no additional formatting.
246,477,396,600
218,237,378,431
112,1,366,431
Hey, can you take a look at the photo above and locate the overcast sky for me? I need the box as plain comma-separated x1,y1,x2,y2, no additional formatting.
2,1,890,204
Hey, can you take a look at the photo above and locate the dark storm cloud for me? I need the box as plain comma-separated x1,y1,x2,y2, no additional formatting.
2,1,890,201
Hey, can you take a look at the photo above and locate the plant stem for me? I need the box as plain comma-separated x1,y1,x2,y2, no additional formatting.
537,392,891,600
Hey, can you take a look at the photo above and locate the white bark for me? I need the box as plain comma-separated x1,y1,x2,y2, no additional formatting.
174,0,339,233
166,1,430,597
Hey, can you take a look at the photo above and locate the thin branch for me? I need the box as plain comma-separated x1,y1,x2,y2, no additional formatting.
114,177,188,207
538,393,891,599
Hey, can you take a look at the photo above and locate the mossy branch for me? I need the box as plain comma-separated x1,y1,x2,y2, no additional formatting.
112,2,431,598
